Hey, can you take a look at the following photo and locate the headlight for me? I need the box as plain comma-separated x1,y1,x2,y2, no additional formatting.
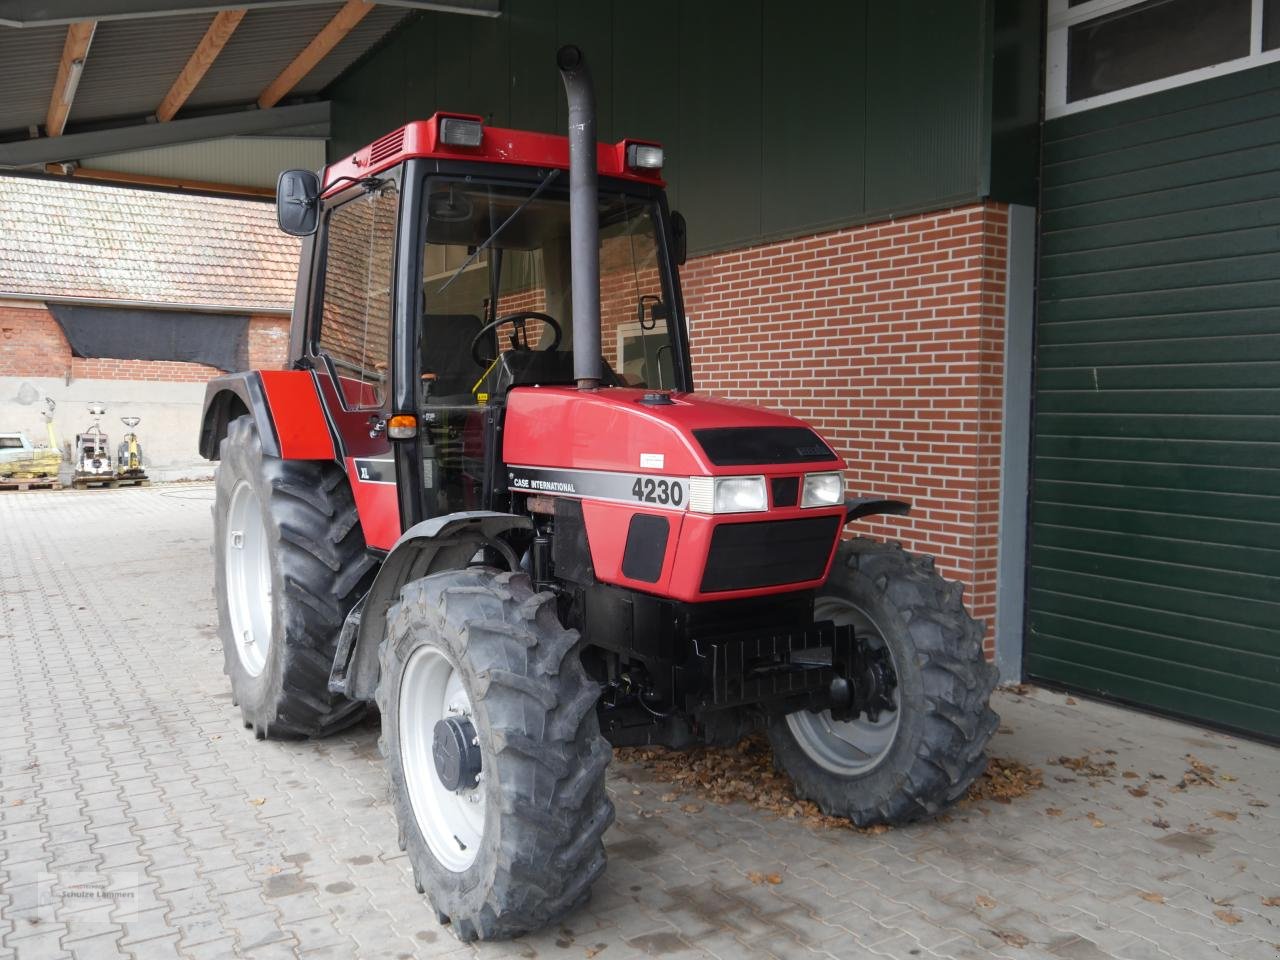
688,476,768,513
801,471,844,508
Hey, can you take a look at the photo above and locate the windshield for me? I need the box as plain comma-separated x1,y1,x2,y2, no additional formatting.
420,179,677,397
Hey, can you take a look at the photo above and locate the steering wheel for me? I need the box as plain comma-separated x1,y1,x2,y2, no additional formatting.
470,311,563,368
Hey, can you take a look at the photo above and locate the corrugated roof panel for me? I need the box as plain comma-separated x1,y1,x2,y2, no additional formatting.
295,7,411,95
0,24,70,133
85,136,326,189
184,4,407,111
69,14,215,125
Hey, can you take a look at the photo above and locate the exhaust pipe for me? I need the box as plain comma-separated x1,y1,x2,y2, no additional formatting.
557,44,601,390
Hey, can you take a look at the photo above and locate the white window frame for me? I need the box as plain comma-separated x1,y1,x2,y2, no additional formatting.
1046,0,1280,118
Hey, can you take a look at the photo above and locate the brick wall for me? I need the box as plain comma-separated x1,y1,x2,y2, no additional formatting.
681,202,1009,650
0,303,290,381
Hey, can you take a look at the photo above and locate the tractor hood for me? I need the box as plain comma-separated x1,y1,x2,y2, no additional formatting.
502,386,845,477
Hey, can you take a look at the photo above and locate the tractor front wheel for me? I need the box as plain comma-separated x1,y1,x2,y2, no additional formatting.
378,567,614,942
768,537,998,826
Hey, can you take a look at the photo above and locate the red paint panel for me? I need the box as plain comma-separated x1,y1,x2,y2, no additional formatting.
258,370,335,460
324,113,665,194
581,500,685,596
345,458,401,550
502,387,845,478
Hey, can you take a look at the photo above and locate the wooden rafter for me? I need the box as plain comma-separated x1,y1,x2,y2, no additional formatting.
45,20,97,137
156,8,246,122
257,0,373,110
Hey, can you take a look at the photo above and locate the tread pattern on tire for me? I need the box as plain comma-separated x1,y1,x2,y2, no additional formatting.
378,567,614,942
216,415,374,739
770,536,999,826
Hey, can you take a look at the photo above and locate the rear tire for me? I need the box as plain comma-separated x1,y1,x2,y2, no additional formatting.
213,415,374,739
768,537,998,825
378,567,614,941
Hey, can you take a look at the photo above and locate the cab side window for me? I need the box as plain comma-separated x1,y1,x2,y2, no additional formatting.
316,183,399,409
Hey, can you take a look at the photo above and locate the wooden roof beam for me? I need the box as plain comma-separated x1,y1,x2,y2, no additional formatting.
257,0,373,110
156,8,246,123
45,19,97,137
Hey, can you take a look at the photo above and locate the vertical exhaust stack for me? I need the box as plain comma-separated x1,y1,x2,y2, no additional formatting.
557,44,601,390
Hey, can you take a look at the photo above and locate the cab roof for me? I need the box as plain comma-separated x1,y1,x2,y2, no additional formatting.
322,112,665,195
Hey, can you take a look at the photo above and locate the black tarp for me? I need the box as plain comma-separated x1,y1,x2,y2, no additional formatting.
47,303,249,372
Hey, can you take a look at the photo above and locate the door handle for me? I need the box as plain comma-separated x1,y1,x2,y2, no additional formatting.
368,415,387,438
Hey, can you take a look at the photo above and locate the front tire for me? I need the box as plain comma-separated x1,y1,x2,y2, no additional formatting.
213,415,374,739
768,537,998,825
378,568,614,942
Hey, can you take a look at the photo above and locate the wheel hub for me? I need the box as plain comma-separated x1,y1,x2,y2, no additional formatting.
432,715,482,792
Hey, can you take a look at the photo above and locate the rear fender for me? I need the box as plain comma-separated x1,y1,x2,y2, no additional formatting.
333,511,533,701
199,369,336,461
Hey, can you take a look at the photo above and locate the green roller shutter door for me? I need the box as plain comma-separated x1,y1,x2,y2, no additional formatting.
1029,64,1280,740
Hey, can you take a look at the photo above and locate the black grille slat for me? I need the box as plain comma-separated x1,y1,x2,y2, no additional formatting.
700,516,840,593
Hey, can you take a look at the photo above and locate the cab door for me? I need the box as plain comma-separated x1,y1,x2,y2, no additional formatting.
309,177,402,550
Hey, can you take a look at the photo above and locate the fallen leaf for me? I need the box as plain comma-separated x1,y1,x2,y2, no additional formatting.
1210,810,1237,821
1122,771,1139,779
962,758,1044,804
765,873,782,885
746,871,765,885
249,798,266,806
1220,773,1237,782
1127,786,1149,798
1053,754,1115,779
1180,755,1218,789
1148,771,1166,780
264,865,281,875
1004,683,1035,696
585,945,606,959
679,802,703,814
1214,910,1243,926
1139,892,1165,904
976,895,997,909
1045,807,1063,817
991,930,1030,948
1065,697,1077,705
1213,896,1234,906
659,792,677,802
1086,811,1105,828
1151,818,1170,830
1248,799,1269,808
1262,896,1280,908
9,799,22,807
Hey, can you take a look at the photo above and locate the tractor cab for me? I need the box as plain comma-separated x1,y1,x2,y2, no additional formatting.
275,111,690,537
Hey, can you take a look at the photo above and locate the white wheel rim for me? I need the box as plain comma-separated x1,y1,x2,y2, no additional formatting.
399,646,485,872
785,596,901,776
224,479,273,677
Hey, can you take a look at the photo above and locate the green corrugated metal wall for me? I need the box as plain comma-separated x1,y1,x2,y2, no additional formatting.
325,0,1004,255
1029,64,1280,739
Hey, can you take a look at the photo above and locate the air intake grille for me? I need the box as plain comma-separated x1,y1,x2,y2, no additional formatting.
700,516,840,593
369,128,405,165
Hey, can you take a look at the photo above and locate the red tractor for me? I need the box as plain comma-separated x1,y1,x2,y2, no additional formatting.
199,47,997,942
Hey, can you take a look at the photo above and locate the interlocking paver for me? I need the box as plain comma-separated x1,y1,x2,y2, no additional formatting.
3,484,1280,960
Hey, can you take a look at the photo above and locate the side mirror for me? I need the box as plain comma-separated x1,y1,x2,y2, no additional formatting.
670,210,688,266
276,169,320,236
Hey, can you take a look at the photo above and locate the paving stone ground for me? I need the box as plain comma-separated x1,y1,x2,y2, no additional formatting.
1,484,1277,960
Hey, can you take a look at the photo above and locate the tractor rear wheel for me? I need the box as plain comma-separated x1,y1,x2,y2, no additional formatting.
378,567,613,941
768,537,998,826
213,415,374,739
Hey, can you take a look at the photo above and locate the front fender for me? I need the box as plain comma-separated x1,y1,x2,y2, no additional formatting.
332,511,533,701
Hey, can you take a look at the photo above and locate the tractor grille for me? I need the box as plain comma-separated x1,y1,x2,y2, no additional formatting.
700,516,840,593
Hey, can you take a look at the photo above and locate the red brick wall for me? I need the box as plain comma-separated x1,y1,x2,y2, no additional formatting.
681,202,1009,649
0,304,291,380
